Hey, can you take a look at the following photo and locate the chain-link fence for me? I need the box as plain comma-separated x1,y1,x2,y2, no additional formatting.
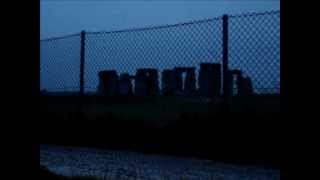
229,11,280,94
40,10,280,97
85,17,223,96
40,33,81,93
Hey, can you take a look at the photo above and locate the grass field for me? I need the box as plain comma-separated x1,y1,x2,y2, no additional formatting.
41,95,280,123
41,96,227,128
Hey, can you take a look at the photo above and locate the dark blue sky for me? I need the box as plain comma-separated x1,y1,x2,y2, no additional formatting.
40,0,280,39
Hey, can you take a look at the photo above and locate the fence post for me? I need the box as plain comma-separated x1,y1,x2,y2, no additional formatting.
222,14,230,111
80,30,86,96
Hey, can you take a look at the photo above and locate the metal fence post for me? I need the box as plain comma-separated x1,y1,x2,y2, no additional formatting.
80,30,86,96
222,14,230,110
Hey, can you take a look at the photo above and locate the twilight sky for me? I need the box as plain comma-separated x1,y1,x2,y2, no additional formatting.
40,0,280,39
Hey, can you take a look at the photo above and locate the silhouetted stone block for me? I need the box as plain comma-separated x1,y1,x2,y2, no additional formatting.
162,69,175,96
174,71,183,95
226,69,254,96
198,63,221,97
97,70,119,96
135,68,159,96
184,68,196,95
173,67,196,95
119,73,133,96
227,69,242,96
238,75,254,96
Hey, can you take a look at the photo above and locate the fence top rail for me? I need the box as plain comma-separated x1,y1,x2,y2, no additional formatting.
86,10,279,35
39,10,279,41
229,10,280,19
86,17,222,35
40,32,81,42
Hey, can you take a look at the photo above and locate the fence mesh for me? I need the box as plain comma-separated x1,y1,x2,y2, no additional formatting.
40,34,81,93
229,11,280,94
40,11,280,96
85,18,223,94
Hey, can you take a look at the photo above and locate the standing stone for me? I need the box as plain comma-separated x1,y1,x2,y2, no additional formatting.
162,69,175,96
198,63,221,97
228,69,242,96
97,70,119,96
119,73,133,96
184,67,196,95
173,67,196,95
238,75,254,96
135,68,159,96
173,68,183,94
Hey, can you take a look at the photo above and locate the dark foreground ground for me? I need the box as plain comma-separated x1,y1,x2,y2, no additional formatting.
40,165,97,180
40,145,280,180
40,95,282,169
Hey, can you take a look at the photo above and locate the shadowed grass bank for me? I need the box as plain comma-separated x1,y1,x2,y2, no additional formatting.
40,165,98,180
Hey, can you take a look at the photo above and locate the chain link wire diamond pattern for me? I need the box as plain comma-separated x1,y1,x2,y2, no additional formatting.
229,11,280,94
40,34,81,93
85,18,223,93
40,11,280,96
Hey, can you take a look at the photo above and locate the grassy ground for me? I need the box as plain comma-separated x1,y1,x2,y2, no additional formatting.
40,95,281,169
81,96,224,127
40,165,98,180
41,95,279,125
41,96,227,129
